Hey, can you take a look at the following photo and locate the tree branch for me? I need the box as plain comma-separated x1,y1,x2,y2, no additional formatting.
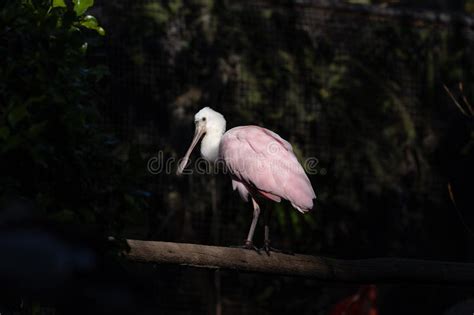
125,240,474,285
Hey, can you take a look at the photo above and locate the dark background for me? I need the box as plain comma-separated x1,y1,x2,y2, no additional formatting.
1,0,474,314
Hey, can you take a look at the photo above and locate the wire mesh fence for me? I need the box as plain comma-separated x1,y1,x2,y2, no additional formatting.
93,1,474,314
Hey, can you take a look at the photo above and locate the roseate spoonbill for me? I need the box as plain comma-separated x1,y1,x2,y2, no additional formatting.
177,107,316,253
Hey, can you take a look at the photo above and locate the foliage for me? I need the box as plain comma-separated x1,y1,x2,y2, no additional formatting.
0,0,146,240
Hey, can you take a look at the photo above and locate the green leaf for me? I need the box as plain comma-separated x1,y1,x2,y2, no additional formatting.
8,104,29,127
73,0,94,16
52,0,67,7
168,0,183,14
96,26,105,36
80,15,105,35
143,3,170,25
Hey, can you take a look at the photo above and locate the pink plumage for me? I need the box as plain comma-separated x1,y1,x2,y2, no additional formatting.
220,126,316,213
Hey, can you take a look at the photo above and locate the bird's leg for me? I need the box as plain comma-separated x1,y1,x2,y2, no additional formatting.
263,207,293,256
263,206,271,255
242,198,260,252
229,198,260,253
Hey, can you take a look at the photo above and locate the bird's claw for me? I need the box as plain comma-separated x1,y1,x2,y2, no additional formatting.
243,240,261,254
262,240,294,256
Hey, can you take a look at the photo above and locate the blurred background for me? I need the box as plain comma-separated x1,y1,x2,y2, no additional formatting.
1,0,474,314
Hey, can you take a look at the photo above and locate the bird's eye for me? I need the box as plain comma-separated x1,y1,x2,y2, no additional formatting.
202,117,206,121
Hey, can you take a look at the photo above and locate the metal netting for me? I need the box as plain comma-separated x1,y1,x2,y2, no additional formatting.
93,1,474,314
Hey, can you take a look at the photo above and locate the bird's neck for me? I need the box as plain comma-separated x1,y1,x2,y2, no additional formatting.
201,129,224,162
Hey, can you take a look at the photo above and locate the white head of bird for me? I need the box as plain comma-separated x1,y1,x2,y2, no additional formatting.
177,107,226,174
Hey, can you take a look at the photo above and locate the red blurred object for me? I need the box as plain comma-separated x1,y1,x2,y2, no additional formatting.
328,285,378,315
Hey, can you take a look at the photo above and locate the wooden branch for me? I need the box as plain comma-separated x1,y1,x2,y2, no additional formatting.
126,240,474,285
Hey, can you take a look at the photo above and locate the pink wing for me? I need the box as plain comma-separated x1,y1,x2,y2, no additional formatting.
220,126,316,213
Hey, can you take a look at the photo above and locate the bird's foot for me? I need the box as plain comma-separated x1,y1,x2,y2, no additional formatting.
262,240,294,256
230,240,261,254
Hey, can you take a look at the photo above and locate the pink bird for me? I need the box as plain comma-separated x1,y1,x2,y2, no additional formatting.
177,107,316,253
